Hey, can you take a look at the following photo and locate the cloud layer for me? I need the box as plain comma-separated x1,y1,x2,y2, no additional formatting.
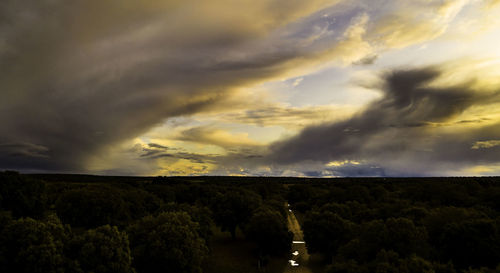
1,0,499,176
0,0,346,171
268,67,500,176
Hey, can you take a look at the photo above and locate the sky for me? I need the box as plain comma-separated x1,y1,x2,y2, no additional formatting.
2,0,500,176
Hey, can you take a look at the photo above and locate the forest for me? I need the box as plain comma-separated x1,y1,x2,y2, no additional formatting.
1,171,499,273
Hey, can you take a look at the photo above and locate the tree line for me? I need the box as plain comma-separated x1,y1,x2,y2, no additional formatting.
0,172,292,273
1,172,500,272
288,179,500,273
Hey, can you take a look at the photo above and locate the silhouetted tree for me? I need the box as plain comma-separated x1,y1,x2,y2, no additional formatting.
244,207,293,256
127,212,208,273
0,217,65,273
303,211,356,260
66,225,134,273
0,171,47,218
384,217,428,257
161,203,215,246
55,186,130,228
438,218,500,269
121,188,163,220
211,189,261,239
328,259,367,273
374,250,454,273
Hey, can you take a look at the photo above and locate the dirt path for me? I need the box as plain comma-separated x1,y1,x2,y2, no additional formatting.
284,205,313,273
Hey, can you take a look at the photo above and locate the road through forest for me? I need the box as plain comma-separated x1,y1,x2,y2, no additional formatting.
284,205,312,273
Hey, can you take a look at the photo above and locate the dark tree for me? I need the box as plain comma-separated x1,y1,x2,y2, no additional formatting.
55,186,130,228
121,188,163,220
0,217,65,273
66,225,134,273
438,218,500,269
127,212,208,273
244,207,293,256
303,211,356,259
0,171,47,218
211,189,261,239
328,259,367,273
161,203,215,245
384,217,428,257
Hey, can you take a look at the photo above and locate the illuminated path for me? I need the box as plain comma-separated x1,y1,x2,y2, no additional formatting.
284,205,312,273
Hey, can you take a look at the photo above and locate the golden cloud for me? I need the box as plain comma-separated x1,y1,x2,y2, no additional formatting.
471,140,500,149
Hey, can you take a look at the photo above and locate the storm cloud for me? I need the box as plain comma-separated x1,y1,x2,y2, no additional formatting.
268,67,500,176
1,0,498,175
0,0,348,172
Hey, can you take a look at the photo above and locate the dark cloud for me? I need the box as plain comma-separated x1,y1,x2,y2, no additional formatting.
0,142,49,158
132,141,218,165
352,54,378,65
0,0,345,172
268,67,500,176
140,149,219,165
147,143,169,150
